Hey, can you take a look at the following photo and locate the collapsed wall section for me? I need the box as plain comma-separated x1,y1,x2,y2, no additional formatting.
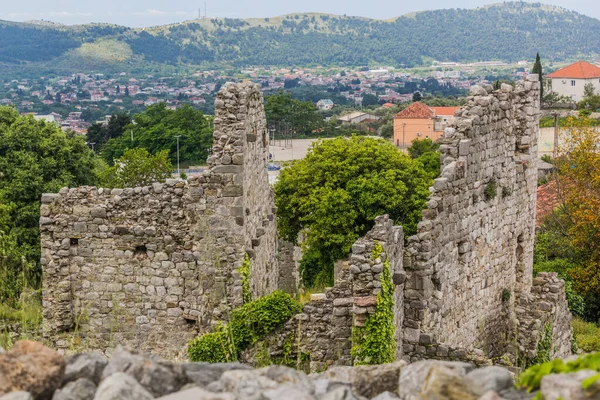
241,215,403,371
40,82,278,358
403,75,572,362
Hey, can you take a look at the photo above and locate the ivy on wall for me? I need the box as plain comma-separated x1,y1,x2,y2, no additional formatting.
240,253,251,304
351,242,396,365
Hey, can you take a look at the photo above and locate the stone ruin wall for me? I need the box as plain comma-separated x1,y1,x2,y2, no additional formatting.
40,82,283,358
40,77,572,365
242,215,403,371
402,74,572,362
242,75,572,370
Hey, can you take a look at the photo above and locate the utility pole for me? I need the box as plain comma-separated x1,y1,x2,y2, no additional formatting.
130,129,134,143
90,142,96,152
402,123,406,150
175,135,181,175
553,112,559,159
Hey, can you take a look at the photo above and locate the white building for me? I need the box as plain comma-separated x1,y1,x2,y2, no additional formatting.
547,61,600,102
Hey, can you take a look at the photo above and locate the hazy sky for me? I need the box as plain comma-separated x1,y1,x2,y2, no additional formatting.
1,0,599,27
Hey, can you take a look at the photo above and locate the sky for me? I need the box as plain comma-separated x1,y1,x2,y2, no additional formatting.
1,0,599,27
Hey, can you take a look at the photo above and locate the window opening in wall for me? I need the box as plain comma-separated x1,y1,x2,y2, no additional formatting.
135,245,147,255
70,238,79,246
571,80,576,87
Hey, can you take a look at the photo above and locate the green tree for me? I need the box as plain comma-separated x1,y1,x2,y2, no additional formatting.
532,53,544,99
362,94,380,107
102,103,212,167
0,107,96,301
407,138,440,159
264,91,324,136
99,148,172,188
275,136,432,287
412,92,422,102
86,113,132,151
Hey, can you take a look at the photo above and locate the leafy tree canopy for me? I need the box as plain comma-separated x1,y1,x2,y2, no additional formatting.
274,136,432,286
86,113,132,152
101,103,212,167
264,91,324,136
99,148,172,188
407,138,440,159
0,106,96,301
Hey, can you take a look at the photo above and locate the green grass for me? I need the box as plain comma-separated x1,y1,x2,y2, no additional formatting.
573,317,600,353
0,289,43,350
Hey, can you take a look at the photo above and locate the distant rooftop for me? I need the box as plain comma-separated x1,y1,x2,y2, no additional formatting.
546,61,600,79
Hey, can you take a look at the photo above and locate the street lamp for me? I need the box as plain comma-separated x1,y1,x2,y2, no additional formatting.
174,135,181,175
270,128,276,162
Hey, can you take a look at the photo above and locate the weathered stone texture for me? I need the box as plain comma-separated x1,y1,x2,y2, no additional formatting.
403,75,572,361
40,83,280,358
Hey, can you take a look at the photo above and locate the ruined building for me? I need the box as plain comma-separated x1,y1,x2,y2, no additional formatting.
41,76,572,366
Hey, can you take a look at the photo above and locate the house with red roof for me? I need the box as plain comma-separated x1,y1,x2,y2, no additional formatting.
546,61,600,102
393,102,460,148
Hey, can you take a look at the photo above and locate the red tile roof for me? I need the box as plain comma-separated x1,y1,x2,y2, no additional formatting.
395,102,435,119
536,181,561,226
431,107,460,117
546,61,600,79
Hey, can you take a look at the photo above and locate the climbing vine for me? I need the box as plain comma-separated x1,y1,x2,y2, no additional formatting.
240,253,251,304
351,242,396,365
529,322,553,366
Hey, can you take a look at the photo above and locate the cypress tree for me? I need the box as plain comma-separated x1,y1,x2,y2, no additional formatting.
532,53,544,99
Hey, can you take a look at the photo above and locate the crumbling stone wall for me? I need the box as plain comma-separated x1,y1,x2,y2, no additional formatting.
349,215,404,360
402,74,572,362
40,82,279,358
517,272,572,360
242,215,401,371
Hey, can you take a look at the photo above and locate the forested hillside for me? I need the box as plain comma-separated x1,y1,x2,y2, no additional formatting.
1,2,599,72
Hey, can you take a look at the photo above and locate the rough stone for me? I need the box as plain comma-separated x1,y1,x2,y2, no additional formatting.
418,365,485,400
540,370,599,400
315,361,406,398
51,378,96,400
92,373,153,400
0,340,65,400
101,347,185,397
0,393,34,400
63,353,107,385
398,360,475,399
466,366,513,393
155,387,235,400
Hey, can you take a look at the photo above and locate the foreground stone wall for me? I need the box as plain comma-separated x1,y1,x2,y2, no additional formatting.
403,74,572,362
40,83,279,357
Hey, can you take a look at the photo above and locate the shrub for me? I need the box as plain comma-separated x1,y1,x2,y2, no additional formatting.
519,352,600,392
187,290,301,362
187,325,235,363
572,317,600,353
484,181,497,201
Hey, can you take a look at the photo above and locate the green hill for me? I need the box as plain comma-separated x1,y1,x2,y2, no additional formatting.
1,2,599,74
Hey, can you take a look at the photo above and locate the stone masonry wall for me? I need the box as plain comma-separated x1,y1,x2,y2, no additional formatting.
349,215,404,360
242,215,402,371
40,82,279,358
516,272,572,360
402,74,572,362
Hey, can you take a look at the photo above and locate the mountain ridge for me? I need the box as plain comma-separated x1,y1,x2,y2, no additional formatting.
1,2,599,75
